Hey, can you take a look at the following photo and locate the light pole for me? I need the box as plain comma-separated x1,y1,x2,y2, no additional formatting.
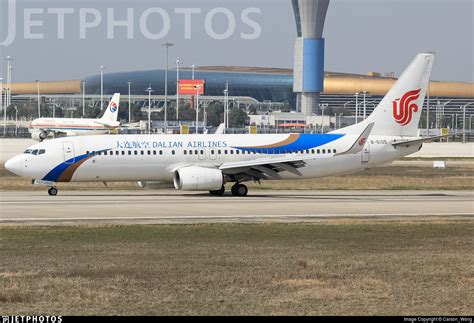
146,85,154,135
192,65,195,80
338,113,343,129
362,91,368,119
35,80,41,118
175,59,182,121
195,85,202,134
161,42,174,132
5,56,13,108
1,77,4,136
82,81,86,117
100,65,105,109
127,81,132,124
439,100,452,129
354,92,359,124
223,82,229,133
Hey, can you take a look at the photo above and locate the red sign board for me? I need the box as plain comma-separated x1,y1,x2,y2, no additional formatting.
178,80,205,95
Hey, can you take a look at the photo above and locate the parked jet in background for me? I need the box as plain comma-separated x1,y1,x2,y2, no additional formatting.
28,93,121,141
7,54,439,196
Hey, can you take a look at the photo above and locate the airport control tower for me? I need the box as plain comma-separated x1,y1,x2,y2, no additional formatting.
292,0,330,116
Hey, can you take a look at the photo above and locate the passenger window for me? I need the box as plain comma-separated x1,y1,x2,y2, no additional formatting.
98,151,102,156
317,149,320,154
311,149,315,154
160,151,163,155
153,151,156,155
134,151,138,155
128,151,132,155
236,150,239,155
218,150,221,155
147,150,151,155
86,151,89,155
322,149,326,154
306,150,309,154
122,151,125,155
211,150,215,155
140,151,144,155
184,150,187,155
230,150,234,155
189,150,193,155
333,149,337,153
200,150,204,155
224,150,228,154
172,150,175,155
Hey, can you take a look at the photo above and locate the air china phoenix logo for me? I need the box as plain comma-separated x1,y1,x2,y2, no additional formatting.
392,89,422,126
110,102,118,113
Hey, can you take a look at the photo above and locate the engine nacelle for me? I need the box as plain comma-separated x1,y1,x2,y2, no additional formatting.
31,131,48,142
173,166,223,191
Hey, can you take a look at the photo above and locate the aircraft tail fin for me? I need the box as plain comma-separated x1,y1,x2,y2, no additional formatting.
100,93,120,122
338,53,434,137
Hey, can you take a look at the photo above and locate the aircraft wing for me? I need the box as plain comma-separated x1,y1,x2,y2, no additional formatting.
219,123,374,180
219,154,333,179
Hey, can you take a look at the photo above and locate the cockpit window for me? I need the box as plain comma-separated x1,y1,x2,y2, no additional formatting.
25,149,46,155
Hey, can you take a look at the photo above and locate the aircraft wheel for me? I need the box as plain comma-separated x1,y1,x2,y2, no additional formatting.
48,187,58,196
209,186,225,196
231,184,248,197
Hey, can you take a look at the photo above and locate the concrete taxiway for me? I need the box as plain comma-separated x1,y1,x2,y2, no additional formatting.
0,190,473,225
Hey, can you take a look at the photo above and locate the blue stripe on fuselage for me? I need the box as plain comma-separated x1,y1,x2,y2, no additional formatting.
234,133,344,153
42,149,111,182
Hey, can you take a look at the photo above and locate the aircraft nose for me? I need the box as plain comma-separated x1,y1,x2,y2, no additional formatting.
5,155,25,176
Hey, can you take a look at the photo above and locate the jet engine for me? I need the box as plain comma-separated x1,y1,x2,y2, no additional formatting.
31,131,48,142
173,166,223,191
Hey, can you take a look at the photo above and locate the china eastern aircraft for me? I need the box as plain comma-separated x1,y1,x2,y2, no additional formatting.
7,53,441,196
28,93,121,141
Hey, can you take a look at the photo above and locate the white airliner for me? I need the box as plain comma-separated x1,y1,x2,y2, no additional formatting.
28,93,121,141
7,53,441,196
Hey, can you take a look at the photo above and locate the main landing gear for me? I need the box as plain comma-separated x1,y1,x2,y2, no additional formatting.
231,183,248,197
208,183,249,197
48,187,58,196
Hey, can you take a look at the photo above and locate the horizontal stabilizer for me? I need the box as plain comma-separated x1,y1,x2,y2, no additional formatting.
392,132,464,147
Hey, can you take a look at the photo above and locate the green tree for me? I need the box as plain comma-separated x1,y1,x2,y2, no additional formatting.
206,102,224,127
229,109,248,128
